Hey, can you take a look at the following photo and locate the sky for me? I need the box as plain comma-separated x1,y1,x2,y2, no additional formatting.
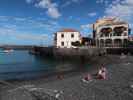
0,0,132,45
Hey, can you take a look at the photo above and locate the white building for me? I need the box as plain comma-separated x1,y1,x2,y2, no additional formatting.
54,29,81,48
93,17,129,47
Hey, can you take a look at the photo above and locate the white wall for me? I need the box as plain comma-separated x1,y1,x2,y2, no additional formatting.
56,32,80,48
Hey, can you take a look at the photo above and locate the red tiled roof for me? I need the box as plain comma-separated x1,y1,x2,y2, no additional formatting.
59,28,79,32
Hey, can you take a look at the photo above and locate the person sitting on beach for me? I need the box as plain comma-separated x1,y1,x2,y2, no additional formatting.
97,66,107,80
85,73,92,81
82,66,107,83
57,72,64,80
82,73,92,82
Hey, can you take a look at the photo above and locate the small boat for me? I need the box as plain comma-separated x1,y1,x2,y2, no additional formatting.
3,49,14,53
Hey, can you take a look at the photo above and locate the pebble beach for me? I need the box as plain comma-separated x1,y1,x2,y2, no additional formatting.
1,55,133,100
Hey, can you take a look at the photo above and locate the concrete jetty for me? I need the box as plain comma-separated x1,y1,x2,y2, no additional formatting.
31,46,133,60
32,46,106,60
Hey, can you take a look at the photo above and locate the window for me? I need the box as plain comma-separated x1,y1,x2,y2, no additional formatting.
61,42,64,46
123,32,127,36
71,42,73,45
71,34,74,38
61,34,64,38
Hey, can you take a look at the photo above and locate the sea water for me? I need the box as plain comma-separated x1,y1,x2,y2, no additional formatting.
0,50,86,80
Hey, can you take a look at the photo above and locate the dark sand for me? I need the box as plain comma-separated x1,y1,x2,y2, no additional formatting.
1,55,133,100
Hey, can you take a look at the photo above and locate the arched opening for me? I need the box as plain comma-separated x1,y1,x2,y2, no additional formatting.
105,39,112,47
100,27,112,37
113,26,127,36
114,39,122,47
100,39,104,47
123,39,128,47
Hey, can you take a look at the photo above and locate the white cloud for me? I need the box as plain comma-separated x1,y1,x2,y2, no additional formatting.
121,0,133,5
14,33,48,40
112,0,121,5
46,7,61,19
35,0,52,8
14,17,26,21
68,16,73,20
105,0,133,22
81,24,92,29
88,12,97,17
27,0,61,19
61,0,84,8
96,0,104,4
0,27,43,40
0,15,61,37
26,0,33,3
61,1,71,8
36,0,61,19
0,15,60,45
80,24,93,37
96,0,109,5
